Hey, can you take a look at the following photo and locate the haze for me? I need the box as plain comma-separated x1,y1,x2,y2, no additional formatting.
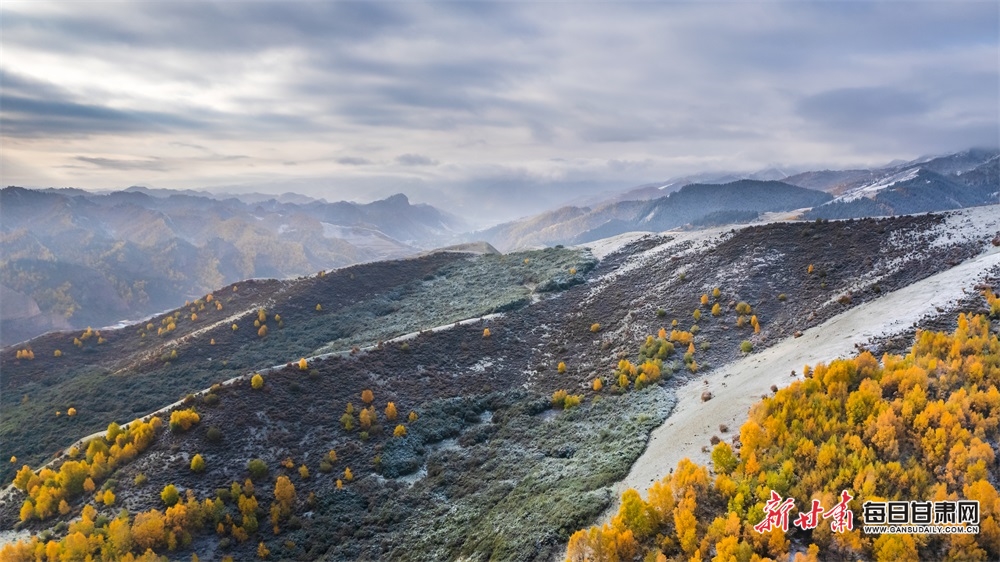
2,1,997,223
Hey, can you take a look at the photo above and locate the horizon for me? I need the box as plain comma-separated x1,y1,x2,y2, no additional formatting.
5,144,997,228
2,1,997,223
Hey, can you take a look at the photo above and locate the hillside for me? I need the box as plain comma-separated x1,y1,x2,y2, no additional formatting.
804,165,999,220
2,206,997,561
0,188,464,345
799,149,999,219
480,181,831,251
570,300,1000,561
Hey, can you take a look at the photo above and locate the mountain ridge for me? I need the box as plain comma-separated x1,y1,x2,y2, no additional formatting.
0,187,466,345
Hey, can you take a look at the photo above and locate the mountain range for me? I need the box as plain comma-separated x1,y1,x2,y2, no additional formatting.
0,188,463,345
2,147,996,345
477,148,998,250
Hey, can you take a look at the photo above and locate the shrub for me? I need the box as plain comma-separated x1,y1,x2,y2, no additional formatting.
251,373,264,389
693,309,702,321
248,459,268,480
408,411,418,423
298,465,309,479
161,484,180,507
740,340,753,353
656,308,666,318
202,393,219,406
134,473,148,486
735,302,752,315
590,323,601,333
359,408,373,430
169,409,200,432
778,293,787,301
191,454,206,472
361,390,374,404
206,426,223,444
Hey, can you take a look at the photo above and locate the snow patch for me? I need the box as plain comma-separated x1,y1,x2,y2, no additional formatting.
834,168,921,203
612,243,1000,511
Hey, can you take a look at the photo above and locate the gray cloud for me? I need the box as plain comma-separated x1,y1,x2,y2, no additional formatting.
396,154,439,167
797,87,932,128
337,157,373,166
76,157,169,171
1,1,996,220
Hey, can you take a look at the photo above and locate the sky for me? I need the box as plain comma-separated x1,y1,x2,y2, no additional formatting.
1,1,998,224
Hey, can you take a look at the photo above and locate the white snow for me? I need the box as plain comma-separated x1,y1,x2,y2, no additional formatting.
834,168,921,203
574,231,652,259
607,240,1000,518
928,205,1000,249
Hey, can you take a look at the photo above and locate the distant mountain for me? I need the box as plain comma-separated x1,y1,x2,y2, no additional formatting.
782,169,883,194
802,149,999,219
612,167,802,203
0,187,465,345
480,180,831,250
575,180,831,243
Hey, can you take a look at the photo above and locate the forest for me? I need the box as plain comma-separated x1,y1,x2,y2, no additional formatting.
567,302,1000,561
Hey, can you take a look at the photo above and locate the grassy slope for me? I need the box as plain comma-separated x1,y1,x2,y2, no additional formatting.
0,249,593,484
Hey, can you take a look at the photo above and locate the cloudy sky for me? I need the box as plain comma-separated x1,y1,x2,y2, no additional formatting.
2,1,997,223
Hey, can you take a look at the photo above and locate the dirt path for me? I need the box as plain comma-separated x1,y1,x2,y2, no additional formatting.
604,241,1000,517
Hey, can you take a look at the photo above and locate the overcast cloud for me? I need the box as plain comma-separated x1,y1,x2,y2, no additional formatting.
1,1,997,224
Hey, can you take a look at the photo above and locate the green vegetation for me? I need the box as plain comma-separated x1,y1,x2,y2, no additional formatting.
247,459,268,481
0,247,595,483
